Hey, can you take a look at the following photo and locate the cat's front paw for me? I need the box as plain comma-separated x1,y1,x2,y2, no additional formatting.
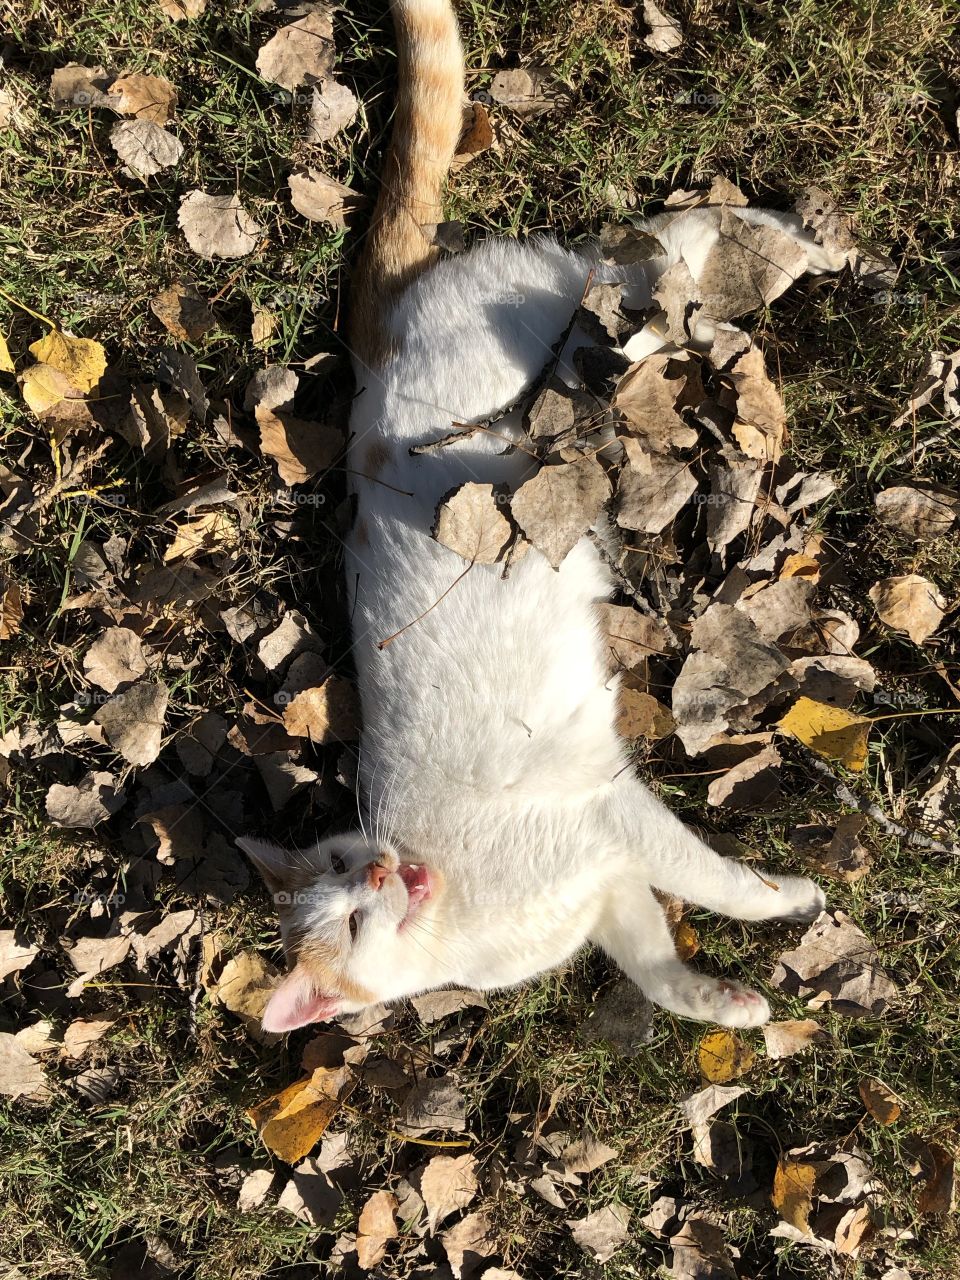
775,875,826,923
664,973,771,1028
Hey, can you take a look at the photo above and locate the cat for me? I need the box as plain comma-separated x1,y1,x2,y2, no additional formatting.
238,0,836,1034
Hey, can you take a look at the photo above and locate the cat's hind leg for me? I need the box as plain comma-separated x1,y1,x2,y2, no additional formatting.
590,883,770,1028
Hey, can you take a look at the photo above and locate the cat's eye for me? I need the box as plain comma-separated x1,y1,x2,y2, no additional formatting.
348,912,359,941
330,852,346,874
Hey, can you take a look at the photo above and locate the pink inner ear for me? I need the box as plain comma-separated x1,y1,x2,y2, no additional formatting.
261,965,340,1033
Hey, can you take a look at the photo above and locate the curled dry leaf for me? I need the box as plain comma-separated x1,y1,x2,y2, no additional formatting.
257,403,342,485
45,771,124,828
869,574,946,645
706,743,781,808
165,511,238,562
890,349,960,429
681,1083,747,1127
158,0,207,18
110,120,182,178
256,10,335,91
178,190,262,260
452,100,494,170
442,1210,497,1279
288,168,362,228
697,1030,755,1083
771,909,897,1018
511,456,611,568
62,1017,115,1059
420,1152,479,1233
433,482,514,563
0,580,24,638
0,931,38,982
211,949,280,1042
859,1076,902,1126
778,697,871,772
616,687,675,741
150,280,215,341
762,1019,828,1059
108,72,177,124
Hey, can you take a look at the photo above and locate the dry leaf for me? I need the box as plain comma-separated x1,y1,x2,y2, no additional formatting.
356,1189,398,1269
762,1019,827,1059
49,64,114,109
617,687,675,740
63,934,132,997
282,677,359,743
28,329,106,394
875,485,957,539
421,1153,479,1233
859,1076,902,1126
93,680,169,766
0,580,23,638
307,80,358,143
567,1203,631,1264
178,190,262,260
257,403,342,484
706,744,781,808
83,627,149,692
698,1030,755,1083
251,306,276,347
869,574,946,645
511,457,610,568
442,1211,497,1278
681,1083,747,1127
151,281,215,341
698,208,808,321
616,441,697,535
890,349,960,429
597,603,674,674
212,950,280,1041
642,0,683,51
108,72,177,124
773,1158,817,1231
410,988,488,1024
433,482,514,563
0,331,14,374
915,1140,956,1214
165,511,237,562
288,167,362,228
257,10,335,91
453,100,494,169
397,1075,467,1136
246,1065,350,1163
612,353,699,451
158,0,207,18
669,1216,738,1278
488,66,554,117
0,932,38,982
771,910,897,1018
62,1017,115,1059
45,771,124,828
0,1033,50,1101
779,697,871,772
110,119,182,178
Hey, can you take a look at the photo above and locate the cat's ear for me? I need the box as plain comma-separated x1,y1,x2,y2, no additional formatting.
261,963,340,1033
236,836,294,895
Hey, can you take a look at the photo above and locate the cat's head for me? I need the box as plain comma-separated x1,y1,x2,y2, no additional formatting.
237,832,435,1033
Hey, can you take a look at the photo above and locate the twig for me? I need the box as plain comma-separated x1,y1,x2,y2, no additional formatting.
798,746,958,857
378,559,474,649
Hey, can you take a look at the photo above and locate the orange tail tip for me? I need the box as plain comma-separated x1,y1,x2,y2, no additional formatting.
350,0,465,366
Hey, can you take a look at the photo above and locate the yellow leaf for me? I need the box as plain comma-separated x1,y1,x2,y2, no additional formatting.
674,920,700,961
246,1064,351,1163
282,677,359,743
778,696,871,772
697,1029,755,1083
20,362,79,415
772,1158,817,1231
858,1076,902,1126
28,329,106,394
164,511,237,562
0,332,14,374
616,685,676,741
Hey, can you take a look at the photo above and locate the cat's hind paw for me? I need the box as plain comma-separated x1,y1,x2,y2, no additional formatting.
657,972,771,1028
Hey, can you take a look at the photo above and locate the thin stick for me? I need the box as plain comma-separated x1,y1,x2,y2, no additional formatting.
378,559,474,649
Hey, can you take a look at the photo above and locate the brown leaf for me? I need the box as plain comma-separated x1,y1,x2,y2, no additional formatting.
511,457,610,568
49,64,114,108
93,680,169,765
150,280,215,341
158,0,207,19
596,602,674,674
706,744,781,808
452,100,494,169
616,439,697,535
488,66,554,117
0,931,38,982
397,1075,467,1136
612,352,699,451
288,167,362,228
110,119,182,178
761,1019,828,1059
63,934,131,997
706,455,764,552
0,1033,50,1101
213,949,281,1043
282,677,359,743
257,404,342,484
178,190,261,260
567,1203,631,1264
859,1076,902,1126
773,1158,817,1231
697,208,808,322
669,1217,738,1279
421,1153,479,1233
307,79,358,143
681,1083,747,1127
45,771,124,828
890,349,960,430
256,10,335,91
771,909,897,1018
869,573,946,644
0,580,23,639
164,511,237,562
433,482,514,563
642,0,682,51
62,1017,115,1059
410,989,488,1024
83,626,149,692
108,72,177,124
875,485,958,539
442,1210,497,1279
915,1140,956,1214
356,1189,398,1269
616,686,675,741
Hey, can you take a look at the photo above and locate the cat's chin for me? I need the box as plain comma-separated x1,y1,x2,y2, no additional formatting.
397,863,431,928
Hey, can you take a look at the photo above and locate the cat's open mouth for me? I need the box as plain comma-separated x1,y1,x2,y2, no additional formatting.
396,863,431,928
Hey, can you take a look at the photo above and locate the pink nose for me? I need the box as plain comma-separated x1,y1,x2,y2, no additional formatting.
367,863,390,891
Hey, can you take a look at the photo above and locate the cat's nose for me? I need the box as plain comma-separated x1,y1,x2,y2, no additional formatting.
367,862,390,891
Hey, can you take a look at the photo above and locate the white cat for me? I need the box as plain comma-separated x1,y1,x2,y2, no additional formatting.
239,0,832,1034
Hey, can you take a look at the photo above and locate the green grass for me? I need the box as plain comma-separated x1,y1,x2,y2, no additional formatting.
1,0,958,1275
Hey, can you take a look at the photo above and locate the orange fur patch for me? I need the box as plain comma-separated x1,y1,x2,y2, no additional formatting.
301,937,376,1006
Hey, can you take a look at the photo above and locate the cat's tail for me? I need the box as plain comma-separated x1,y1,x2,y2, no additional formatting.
349,0,464,366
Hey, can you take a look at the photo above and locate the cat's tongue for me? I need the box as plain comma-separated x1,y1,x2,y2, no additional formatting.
397,863,430,925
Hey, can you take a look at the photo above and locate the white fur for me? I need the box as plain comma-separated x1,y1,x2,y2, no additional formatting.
252,208,832,1032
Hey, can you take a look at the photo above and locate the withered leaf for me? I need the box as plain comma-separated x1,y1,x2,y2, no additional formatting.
108,72,177,124
771,910,897,1018
0,1033,50,1101
706,744,781,808
288,168,362,228
452,100,494,169
442,1211,497,1279
617,440,697,535
0,931,38,982
511,456,611,569
859,1076,902,1126
488,66,554,117
246,1065,351,1163
93,680,169,766
875,485,958,539
397,1075,467,1136
282,676,359,743
256,10,335,92
356,1189,398,1269
150,280,215,341
762,1019,828,1059
421,1153,479,1233
698,1030,755,1083
178,190,262,260
697,208,808,321
307,79,358,143
212,949,281,1043
110,119,182,178
681,1083,747,1127
869,574,946,645
62,1017,115,1059
613,353,699,451
433,482,514,563
83,626,149,692
257,404,342,485
45,771,124,829
567,1203,631,1264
